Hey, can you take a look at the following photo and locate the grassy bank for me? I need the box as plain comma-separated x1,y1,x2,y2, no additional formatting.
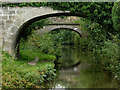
2,52,56,88
20,49,56,62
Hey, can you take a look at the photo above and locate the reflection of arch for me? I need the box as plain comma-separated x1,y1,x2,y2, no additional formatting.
2,7,87,56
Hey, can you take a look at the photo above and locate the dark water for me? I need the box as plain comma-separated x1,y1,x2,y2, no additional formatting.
52,46,118,88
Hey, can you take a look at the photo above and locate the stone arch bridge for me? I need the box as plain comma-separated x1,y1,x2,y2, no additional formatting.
0,6,87,55
37,24,83,37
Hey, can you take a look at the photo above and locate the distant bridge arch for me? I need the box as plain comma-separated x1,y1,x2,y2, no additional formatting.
37,24,84,37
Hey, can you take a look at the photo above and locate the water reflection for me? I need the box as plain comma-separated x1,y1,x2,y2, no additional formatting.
59,45,82,68
53,46,118,88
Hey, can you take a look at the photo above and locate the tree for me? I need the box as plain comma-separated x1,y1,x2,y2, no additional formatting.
112,1,120,33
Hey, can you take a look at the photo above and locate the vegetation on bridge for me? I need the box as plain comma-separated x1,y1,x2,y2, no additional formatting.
2,2,114,32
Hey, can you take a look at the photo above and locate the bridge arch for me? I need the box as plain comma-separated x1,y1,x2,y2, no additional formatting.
2,6,87,56
37,26,82,37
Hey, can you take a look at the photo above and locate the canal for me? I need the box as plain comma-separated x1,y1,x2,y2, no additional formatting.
52,46,118,88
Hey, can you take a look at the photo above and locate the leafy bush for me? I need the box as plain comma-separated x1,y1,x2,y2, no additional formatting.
20,31,61,58
112,1,120,33
2,52,56,88
101,40,119,78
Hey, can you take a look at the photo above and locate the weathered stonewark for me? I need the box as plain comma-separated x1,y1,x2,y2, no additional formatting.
0,6,87,56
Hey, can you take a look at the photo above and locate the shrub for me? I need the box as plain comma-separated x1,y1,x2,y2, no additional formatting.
112,1,120,33
2,52,56,88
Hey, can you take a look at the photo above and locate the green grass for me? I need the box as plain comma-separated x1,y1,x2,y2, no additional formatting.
20,49,56,62
2,52,56,88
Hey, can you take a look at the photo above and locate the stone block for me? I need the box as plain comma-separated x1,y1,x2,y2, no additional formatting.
9,15,17,20
2,15,8,20
0,16,2,20
2,7,9,15
2,7,9,11
13,18,22,27
8,34,15,41
5,19,13,28
0,29,2,35
0,7,2,11
0,11,2,15
3,41,12,52
9,10,16,15
10,26,18,34
17,9,25,15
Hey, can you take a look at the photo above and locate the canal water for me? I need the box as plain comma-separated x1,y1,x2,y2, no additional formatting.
52,46,118,88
